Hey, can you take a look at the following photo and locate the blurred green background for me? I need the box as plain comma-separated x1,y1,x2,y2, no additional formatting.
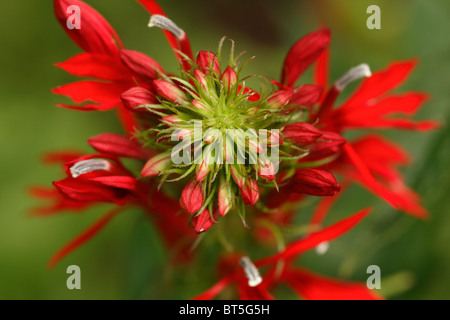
0,0,449,299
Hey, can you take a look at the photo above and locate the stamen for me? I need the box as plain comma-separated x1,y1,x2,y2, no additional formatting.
148,15,185,40
239,256,263,287
315,241,330,255
335,63,371,91
70,159,111,178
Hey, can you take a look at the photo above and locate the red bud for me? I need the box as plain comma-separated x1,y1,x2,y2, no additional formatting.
196,51,221,75
180,179,204,214
221,66,238,91
120,49,163,82
120,87,157,112
292,169,340,196
192,209,218,233
267,90,294,108
240,179,260,205
141,153,171,177
153,79,188,103
283,122,322,145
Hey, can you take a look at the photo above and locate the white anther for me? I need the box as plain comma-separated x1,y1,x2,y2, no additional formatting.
239,256,263,287
70,159,111,178
315,241,330,255
335,63,372,91
148,15,185,40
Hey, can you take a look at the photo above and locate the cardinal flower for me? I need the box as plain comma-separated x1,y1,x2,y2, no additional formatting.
32,133,195,267
193,208,382,300
306,49,440,220
35,0,435,288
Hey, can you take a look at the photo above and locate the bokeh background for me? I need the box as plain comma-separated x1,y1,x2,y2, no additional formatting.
0,0,449,299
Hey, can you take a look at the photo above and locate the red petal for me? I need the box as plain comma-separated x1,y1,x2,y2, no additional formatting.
43,151,84,164
256,208,371,266
192,275,234,300
237,282,275,300
283,267,382,300
56,101,121,111
89,176,137,191
55,53,131,81
54,0,123,56
116,105,140,136
314,47,330,93
343,60,417,109
343,143,400,210
53,178,127,205
87,133,149,160
47,207,121,268
52,81,130,104
29,186,91,216
281,29,330,87
310,190,343,226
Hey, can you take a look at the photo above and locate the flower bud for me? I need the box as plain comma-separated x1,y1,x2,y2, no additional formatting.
283,122,322,145
120,49,163,82
218,178,232,217
292,168,340,196
308,131,346,159
180,179,203,214
240,179,260,205
196,51,221,75
191,99,210,112
192,209,218,233
267,90,294,108
196,159,211,182
141,152,171,177
162,114,183,124
120,87,158,112
194,69,208,92
258,160,276,181
221,66,238,91
153,79,188,103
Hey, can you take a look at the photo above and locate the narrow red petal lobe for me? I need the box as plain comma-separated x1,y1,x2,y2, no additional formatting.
52,81,130,104
281,29,331,87
54,0,123,56
283,268,381,300
257,208,371,266
88,133,149,160
344,60,417,109
55,53,131,81
47,207,121,268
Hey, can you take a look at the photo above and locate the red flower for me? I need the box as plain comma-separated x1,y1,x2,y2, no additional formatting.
193,208,381,300
32,133,195,268
52,0,194,135
309,48,440,218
